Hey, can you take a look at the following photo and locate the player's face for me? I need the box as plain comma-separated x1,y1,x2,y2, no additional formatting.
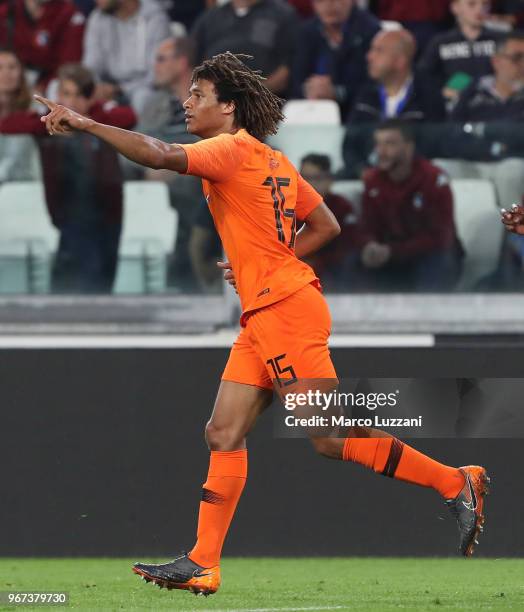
57,79,91,115
374,129,414,173
300,161,332,198
452,0,490,29
183,79,235,138
494,39,524,86
312,0,353,27
0,52,23,95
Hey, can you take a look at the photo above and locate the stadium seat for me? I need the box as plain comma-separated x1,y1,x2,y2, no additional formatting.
0,181,57,293
282,100,341,125
451,179,503,289
267,125,345,173
114,181,178,294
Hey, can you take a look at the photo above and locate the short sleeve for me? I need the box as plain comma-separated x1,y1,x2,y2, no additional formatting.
295,173,323,220
179,133,248,182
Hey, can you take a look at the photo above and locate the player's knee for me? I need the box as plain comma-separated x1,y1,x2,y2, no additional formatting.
205,420,245,451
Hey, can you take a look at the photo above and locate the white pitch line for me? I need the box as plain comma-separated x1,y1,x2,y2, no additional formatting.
178,607,347,612
0,333,434,349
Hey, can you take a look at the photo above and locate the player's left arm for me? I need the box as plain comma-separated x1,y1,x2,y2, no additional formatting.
294,173,340,258
294,203,341,259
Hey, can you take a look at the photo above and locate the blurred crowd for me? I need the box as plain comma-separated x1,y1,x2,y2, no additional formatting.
1,0,524,293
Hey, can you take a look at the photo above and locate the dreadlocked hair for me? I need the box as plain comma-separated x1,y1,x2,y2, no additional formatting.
191,52,285,141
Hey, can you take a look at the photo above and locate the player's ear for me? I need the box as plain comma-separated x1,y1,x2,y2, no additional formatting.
222,100,236,117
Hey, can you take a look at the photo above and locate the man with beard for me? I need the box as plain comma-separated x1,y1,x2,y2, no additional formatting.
351,119,464,292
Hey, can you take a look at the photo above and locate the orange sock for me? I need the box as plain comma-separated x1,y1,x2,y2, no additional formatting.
342,437,464,499
189,449,247,568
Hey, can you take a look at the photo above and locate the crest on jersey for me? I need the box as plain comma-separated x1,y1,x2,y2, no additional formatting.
269,158,279,170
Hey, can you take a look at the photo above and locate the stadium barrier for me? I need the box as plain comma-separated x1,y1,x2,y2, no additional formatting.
2,346,522,557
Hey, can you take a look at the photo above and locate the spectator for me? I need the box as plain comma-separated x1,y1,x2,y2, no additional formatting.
370,0,451,55
2,64,136,292
299,153,359,290
138,36,194,136
452,30,524,120
352,29,445,122
191,0,298,94
0,50,41,181
292,0,381,119
349,120,463,292
120,36,204,291
435,31,524,207
0,0,85,92
342,29,445,178
83,0,171,114
419,0,505,104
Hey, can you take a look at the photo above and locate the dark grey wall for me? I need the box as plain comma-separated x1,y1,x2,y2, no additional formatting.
2,347,522,557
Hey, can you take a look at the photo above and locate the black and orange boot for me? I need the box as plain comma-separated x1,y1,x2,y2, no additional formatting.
445,465,490,556
133,552,220,596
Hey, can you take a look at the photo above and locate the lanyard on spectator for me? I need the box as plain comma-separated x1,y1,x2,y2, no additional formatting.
378,81,413,118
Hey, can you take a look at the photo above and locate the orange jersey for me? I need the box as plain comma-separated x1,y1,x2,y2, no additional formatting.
180,129,323,324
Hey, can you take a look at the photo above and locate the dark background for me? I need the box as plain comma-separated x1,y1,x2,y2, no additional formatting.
2,347,522,557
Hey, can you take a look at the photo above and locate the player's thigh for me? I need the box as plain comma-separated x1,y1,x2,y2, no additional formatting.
222,327,273,391
209,329,274,449
246,284,340,439
206,381,273,450
246,284,338,391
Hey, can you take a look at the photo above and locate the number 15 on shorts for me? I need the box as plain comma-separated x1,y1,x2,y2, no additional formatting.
266,354,297,387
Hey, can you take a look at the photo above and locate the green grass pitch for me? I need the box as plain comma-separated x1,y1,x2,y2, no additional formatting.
0,558,523,611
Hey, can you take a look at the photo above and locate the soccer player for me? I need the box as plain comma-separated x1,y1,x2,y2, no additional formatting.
35,52,490,597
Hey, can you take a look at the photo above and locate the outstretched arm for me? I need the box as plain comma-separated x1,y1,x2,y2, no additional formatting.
34,94,188,173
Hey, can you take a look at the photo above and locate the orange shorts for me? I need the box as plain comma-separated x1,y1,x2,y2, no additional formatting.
222,283,338,390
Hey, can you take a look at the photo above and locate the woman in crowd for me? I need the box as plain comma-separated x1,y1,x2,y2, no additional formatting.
0,49,41,182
